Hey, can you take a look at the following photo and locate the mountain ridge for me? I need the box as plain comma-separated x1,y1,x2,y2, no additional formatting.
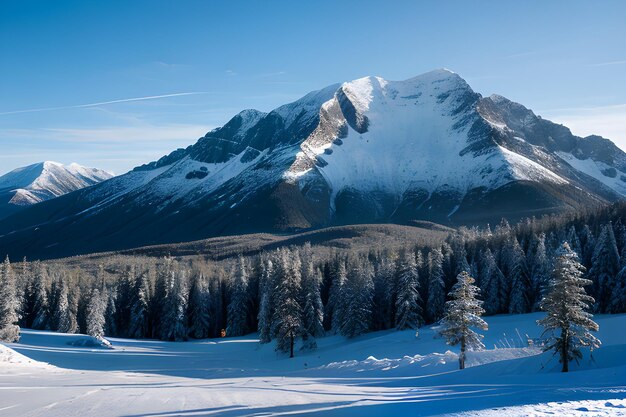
0,69,623,260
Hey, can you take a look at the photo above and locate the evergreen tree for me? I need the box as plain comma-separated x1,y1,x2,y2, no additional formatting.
507,238,530,314
529,233,550,310
272,249,303,357
128,271,150,338
609,266,626,313
589,224,620,312
340,257,373,338
85,289,106,340
329,259,348,333
257,253,275,344
0,257,20,342
188,272,212,339
538,242,600,372
53,278,76,333
104,290,117,337
427,248,446,322
478,248,504,315
161,269,189,341
394,250,423,330
580,225,596,268
226,256,250,337
301,258,324,349
31,263,49,330
437,271,488,370
372,255,395,330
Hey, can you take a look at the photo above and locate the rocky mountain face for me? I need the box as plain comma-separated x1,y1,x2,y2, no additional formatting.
0,69,624,260
0,161,113,220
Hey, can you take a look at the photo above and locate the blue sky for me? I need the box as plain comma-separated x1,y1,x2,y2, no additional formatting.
1,0,625,176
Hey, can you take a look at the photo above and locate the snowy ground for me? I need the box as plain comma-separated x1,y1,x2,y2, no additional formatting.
1,313,625,416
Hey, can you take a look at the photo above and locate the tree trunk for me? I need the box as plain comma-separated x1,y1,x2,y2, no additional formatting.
459,335,466,370
290,333,294,358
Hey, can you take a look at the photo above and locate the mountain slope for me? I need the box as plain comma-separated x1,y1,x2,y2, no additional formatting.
0,69,624,260
0,161,113,220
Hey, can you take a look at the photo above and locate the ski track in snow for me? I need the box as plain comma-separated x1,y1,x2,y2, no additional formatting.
1,313,626,416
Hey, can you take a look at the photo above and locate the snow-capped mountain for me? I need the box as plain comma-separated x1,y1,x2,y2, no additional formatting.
0,161,113,220
1,69,624,259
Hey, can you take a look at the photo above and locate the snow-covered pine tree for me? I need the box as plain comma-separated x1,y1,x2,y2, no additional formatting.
161,269,189,341
150,259,171,339
31,262,49,330
0,257,20,342
340,257,373,338
609,266,626,313
506,237,530,314
372,254,395,330
478,248,504,315
272,248,303,357
85,289,106,340
579,225,596,268
394,250,423,330
53,278,76,333
329,259,347,333
128,270,150,338
437,271,488,370
566,226,582,258
226,256,250,337
300,258,324,349
114,266,135,336
529,233,550,310
257,253,275,344
538,242,600,372
589,223,620,312
104,289,117,337
188,271,212,339
427,248,446,322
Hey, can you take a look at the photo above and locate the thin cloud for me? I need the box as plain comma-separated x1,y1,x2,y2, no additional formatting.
0,92,209,116
587,60,626,67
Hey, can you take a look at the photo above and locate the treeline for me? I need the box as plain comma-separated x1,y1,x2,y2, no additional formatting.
2,202,626,354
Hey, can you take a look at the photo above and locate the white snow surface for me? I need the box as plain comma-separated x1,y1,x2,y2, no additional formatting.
1,313,625,416
0,161,113,206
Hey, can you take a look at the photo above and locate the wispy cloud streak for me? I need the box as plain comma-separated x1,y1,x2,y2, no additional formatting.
0,92,208,116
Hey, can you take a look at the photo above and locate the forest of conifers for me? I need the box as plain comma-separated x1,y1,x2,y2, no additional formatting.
2,202,626,354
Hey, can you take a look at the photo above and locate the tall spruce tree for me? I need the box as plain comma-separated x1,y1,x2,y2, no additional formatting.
86,289,106,340
31,262,49,330
589,224,620,312
272,249,303,357
329,259,348,333
437,271,488,370
506,238,530,314
427,248,446,322
226,256,250,337
0,257,20,342
479,248,504,315
538,242,600,372
188,272,212,339
394,250,423,330
161,269,189,341
340,257,373,338
301,258,324,349
257,253,275,344
128,271,150,338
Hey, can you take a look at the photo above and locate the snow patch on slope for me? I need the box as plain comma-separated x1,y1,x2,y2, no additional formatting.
557,151,626,195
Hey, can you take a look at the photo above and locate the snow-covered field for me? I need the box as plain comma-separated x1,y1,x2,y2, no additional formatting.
1,313,625,416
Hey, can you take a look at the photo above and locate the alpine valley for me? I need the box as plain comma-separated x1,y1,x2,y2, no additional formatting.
1,69,625,260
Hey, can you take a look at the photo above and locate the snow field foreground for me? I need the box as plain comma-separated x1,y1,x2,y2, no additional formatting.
1,313,625,416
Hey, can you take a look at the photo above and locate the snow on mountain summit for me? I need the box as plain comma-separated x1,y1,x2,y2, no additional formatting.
0,161,113,219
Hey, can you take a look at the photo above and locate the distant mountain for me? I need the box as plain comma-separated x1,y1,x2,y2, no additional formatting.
1,69,625,260
0,161,113,220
